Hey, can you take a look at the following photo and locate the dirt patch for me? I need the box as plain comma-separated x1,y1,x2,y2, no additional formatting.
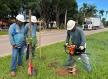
55,67,78,76
55,68,68,76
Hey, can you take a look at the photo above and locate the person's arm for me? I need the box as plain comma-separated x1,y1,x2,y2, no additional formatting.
79,29,86,50
24,23,29,37
80,29,86,46
65,30,70,45
8,26,16,47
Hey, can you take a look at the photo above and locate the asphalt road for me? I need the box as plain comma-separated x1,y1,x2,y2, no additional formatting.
0,28,108,57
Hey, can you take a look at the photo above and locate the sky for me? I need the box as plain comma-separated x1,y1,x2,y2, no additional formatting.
77,0,108,20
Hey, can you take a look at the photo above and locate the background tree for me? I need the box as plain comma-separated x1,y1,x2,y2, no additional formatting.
0,0,78,28
39,0,78,28
105,10,108,19
102,18,106,26
99,10,104,20
80,3,97,18
51,0,78,27
79,3,97,25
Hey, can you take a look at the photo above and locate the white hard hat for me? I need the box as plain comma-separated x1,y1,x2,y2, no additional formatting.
31,16,37,23
16,14,25,22
67,20,76,30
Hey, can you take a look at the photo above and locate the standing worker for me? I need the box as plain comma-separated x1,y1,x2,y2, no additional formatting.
25,16,37,60
9,14,25,77
65,20,92,72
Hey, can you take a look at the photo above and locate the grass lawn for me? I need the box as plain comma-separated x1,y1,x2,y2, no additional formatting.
0,32,108,79
0,31,8,35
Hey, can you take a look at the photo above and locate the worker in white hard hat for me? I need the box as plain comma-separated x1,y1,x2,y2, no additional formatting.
25,16,38,60
8,14,25,76
65,20,92,72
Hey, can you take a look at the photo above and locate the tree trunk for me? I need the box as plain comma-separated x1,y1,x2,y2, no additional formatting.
56,6,59,29
64,9,67,29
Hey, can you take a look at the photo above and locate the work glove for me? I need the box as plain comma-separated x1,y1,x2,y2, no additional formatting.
79,46,84,50
65,43,68,46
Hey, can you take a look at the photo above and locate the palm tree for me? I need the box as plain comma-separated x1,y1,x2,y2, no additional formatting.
80,3,88,18
80,3,97,20
88,5,97,17
99,10,104,19
105,10,108,20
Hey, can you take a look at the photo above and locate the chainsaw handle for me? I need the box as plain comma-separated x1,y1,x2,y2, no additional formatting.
75,48,85,53
64,45,69,54
64,44,90,56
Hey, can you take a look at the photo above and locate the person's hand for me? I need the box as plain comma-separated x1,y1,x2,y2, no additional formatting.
12,45,16,48
79,46,84,50
65,43,68,46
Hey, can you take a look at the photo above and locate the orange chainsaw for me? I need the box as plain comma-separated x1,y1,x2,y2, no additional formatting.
64,44,76,56
64,44,86,56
